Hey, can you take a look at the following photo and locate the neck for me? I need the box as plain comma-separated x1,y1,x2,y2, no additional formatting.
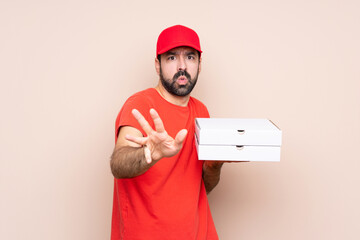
155,82,190,107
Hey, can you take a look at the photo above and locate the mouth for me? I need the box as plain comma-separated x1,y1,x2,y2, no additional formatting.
176,76,188,85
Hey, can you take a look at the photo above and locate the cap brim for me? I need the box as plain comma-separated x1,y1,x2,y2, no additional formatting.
157,42,202,55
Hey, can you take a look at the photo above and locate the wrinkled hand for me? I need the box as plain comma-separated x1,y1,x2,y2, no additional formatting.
125,108,188,164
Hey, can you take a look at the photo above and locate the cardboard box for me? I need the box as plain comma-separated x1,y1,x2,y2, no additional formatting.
195,118,282,161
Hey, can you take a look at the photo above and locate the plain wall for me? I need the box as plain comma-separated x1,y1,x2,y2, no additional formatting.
1,0,359,239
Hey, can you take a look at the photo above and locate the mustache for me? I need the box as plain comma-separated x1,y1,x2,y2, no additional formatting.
173,70,191,81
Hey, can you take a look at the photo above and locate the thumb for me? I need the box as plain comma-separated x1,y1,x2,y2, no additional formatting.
174,129,188,147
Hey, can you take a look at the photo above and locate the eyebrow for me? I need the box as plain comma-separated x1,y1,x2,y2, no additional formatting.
164,51,176,56
186,51,196,56
164,50,197,56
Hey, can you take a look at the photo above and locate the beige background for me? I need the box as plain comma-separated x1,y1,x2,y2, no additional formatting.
1,0,359,239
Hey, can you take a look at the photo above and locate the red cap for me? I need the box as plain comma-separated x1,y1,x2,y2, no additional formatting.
156,25,202,56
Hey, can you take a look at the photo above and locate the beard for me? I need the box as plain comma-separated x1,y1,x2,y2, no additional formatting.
159,67,199,97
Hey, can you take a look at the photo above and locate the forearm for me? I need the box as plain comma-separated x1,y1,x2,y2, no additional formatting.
202,162,224,194
110,146,154,178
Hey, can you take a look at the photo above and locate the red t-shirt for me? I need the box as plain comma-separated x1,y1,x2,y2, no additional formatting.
111,88,218,240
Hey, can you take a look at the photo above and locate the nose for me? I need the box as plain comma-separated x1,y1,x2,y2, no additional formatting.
178,55,186,71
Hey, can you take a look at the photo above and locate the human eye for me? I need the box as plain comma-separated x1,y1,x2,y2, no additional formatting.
167,56,175,60
187,55,195,60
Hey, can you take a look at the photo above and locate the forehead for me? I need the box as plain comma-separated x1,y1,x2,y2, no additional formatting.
163,46,198,55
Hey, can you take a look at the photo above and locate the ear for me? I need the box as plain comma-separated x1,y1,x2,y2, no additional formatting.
155,57,160,75
198,56,202,73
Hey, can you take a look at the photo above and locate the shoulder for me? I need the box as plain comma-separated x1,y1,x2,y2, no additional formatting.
125,88,156,104
115,88,156,139
189,96,207,109
118,88,159,118
121,88,161,112
189,96,210,117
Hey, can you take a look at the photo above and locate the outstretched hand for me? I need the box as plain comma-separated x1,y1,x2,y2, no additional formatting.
125,108,188,164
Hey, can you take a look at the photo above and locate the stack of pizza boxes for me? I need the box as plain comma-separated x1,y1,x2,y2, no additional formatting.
195,118,282,161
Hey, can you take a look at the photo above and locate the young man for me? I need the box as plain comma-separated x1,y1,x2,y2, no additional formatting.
110,25,223,240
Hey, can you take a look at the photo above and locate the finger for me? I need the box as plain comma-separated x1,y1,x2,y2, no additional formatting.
149,108,165,133
131,109,153,135
144,145,152,164
174,129,188,147
125,134,148,146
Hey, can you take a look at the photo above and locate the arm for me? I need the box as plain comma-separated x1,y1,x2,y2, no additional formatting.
110,126,155,178
110,108,188,179
203,160,249,194
202,161,224,194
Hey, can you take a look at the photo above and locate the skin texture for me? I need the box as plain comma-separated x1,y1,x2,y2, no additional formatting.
110,46,224,193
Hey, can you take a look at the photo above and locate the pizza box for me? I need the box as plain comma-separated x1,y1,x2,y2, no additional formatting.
195,118,282,161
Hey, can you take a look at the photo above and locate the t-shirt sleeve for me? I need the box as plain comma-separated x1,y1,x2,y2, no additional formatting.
191,97,210,118
114,93,152,141
203,105,210,118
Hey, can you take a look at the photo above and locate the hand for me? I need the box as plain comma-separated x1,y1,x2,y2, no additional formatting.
203,161,224,170
125,108,188,164
203,160,249,170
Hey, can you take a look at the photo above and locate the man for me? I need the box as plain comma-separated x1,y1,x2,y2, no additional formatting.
110,25,223,240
